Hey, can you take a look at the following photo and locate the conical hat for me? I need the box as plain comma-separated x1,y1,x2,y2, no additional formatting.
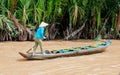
39,22,49,27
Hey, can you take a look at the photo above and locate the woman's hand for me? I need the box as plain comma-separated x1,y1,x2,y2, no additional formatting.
44,36,46,39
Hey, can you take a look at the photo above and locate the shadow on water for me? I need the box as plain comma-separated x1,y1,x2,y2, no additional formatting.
16,57,59,62
17,59,29,62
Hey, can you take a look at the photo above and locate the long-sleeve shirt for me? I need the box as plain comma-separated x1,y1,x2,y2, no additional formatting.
34,27,44,40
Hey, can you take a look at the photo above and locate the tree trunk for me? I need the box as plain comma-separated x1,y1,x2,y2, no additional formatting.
11,0,17,14
64,22,85,40
7,10,27,41
117,6,120,30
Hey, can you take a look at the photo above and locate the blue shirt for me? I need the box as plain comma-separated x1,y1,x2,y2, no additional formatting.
34,27,44,39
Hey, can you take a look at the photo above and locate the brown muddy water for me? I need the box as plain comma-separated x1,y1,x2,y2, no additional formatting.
0,40,120,75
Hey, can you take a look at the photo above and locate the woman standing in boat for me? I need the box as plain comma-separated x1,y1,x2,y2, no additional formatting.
27,21,49,55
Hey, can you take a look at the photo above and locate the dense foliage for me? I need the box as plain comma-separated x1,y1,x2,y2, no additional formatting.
0,0,120,41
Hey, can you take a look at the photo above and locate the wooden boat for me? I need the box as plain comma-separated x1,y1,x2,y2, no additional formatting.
19,40,111,60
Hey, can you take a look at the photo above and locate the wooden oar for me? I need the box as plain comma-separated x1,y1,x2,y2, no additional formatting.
26,48,33,53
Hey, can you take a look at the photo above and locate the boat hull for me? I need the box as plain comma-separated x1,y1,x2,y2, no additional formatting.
19,43,108,60
19,40,111,60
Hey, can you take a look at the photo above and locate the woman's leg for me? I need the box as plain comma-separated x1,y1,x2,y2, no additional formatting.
38,39,43,54
32,38,38,55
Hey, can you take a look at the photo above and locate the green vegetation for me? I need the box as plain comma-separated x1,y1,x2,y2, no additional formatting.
0,0,120,41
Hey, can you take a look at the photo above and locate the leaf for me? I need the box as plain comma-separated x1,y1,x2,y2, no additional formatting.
97,9,101,29
94,35,101,41
0,18,3,29
82,0,88,6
